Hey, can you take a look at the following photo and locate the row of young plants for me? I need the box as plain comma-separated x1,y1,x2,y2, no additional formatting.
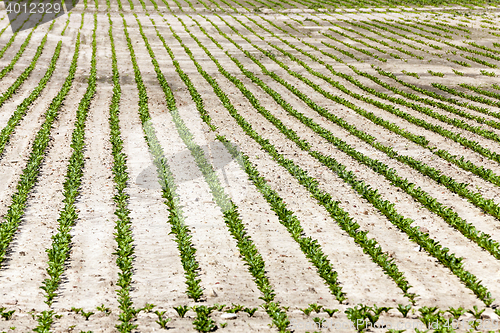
33,12,92,333
376,18,500,68
0,26,37,81
321,28,388,62
0,14,83,271
116,10,206,319
142,0,350,309
104,3,138,330
461,83,500,102
326,24,408,61
185,13,499,306
130,2,291,330
338,19,424,59
0,0,58,60
370,67,500,165
249,14,500,147
182,11,422,303
432,83,500,109
35,12,97,332
0,20,60,158
342,66,500,187
372,66,500,120
229,14,500,212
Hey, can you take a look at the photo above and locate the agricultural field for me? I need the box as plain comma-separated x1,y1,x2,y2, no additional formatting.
2,0,500,331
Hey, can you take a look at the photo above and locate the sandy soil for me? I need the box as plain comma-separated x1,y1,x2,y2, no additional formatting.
1,1,500,332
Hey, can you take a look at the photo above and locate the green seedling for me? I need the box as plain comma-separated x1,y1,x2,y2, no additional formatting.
0,310,14,320
70,307,82,314
313,317,325,326
300,307,313,316
243,307,258,317
345,305,372,332
155,311,171,329
225,304,244,313
481,69,496,77
467,305,485,319
452,69,464,76
141,303,156,313
308,303,323,313
447,306,465,319
323,308,339,317
96,304,111,315
193,306,217,332
80,311,94,321
174,305,190,318
396,304,411,318
213,304,226,312
220,322,227,328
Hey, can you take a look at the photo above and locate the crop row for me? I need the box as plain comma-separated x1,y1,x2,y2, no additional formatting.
0,14,80,270
36,11,97,332
118,12,205,333
189,10,422,301
195,12,498,305
171,0,431,301
0,21,59,158
433,83,500,109
132,0,291,329
346,67,500,187
176,0,500,299
146,0,352,308
103,1,138,330
228,13,500,226
376,19,500,68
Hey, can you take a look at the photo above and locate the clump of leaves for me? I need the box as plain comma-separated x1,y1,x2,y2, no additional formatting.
154,310,171,329
70,307,82,314
481,69,496,77
396,304,411,318
225,304,244,313
308,303,323,313
174,305,190,318
428,70,444,77
323,308,338,317
402,70,420,79
141,303,156,313
467,305,485,319
312,317,325,327
96,304,111,316
243,307,258,317
192,305,217,332
213,303,226,312
0,309,14,320
446,306,465,319
452,69,464,76
300,307,313,316
80,311,94,321
345,304,391,332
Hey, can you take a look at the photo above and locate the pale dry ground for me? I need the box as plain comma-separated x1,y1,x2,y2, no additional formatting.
1,1,500,332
